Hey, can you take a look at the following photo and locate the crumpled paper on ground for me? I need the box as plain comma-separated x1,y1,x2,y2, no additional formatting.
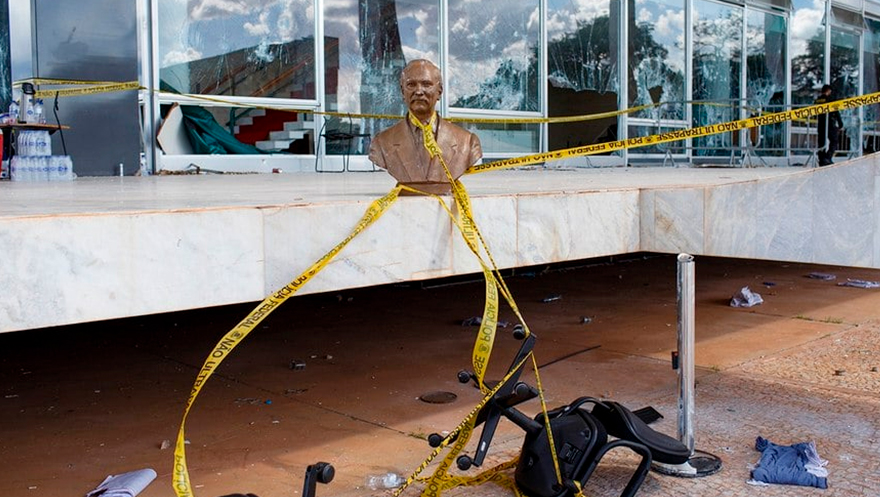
86,468,157,497
730,286,763,308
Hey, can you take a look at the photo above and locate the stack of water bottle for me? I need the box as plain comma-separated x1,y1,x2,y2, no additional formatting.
9,131,74,181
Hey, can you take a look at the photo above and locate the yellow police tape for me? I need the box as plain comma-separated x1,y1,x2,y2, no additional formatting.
173,186,401,497
172,109,567,497
393,115,563,497
465,90,880,174
15,77,880,133
22,74,880,496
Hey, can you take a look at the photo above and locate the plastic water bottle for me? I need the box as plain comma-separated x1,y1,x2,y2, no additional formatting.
34,99,45,124
48,156,73,181
16,130,30,156
35,131,51,156
9,100,19,122
365,473,404,490
9,156,22,181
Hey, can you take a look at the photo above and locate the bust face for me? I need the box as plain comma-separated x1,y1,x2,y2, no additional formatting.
400,61,442,123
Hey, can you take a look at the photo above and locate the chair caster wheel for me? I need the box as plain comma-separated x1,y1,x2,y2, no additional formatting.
427,433,443,447
456,455,473,471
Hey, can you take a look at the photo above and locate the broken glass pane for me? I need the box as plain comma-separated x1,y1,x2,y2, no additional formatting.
158,0,317,100
323,0,439,153
863,18,880,155
546,0,619,153
447,0,539,112
830,28,859,157
692,0,741,157
746,9,786,156
629,0,685,122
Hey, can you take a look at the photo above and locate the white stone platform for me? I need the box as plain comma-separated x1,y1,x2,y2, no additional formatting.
1,156,878,333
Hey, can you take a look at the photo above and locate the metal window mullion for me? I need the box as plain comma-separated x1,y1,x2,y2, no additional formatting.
440,0,449,118
826,0,832,84
785,8,792,160
620,0,629,165
540,0,548,153
147,0,160,173
741,5,748,161
686,0,694,164
316,0,327,161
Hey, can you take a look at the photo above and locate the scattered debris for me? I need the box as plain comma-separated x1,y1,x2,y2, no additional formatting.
871,367,878,373
159,439,171,450
285,388,308,395
234,398,261,405
837,279,880,289
730,286,763,308
461,316,481,326
834,369,846,376
86,468,158,497
290,360,306,371
579,316,592,325
542,293,562,303
762,281,776,287
366,472,405,490
806,272,836,281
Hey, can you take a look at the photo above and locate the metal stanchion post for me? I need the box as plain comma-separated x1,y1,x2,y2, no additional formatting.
653,254,722,478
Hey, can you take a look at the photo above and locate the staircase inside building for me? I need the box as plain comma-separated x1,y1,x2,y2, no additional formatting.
233,108,315,154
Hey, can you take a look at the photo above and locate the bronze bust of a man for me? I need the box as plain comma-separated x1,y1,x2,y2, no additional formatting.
368,59,482,195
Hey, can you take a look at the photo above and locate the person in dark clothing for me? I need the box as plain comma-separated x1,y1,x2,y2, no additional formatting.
814,85,844,166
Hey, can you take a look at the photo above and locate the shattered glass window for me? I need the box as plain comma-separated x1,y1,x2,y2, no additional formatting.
791,0,824,106
158,0,317,100
324,0,439,151
746,9,787,156
830,28,860,156
546,0,619,153
692,0,742,157
863,18,880,155
447,0,539,113
628,0,685,121
628,0,686,157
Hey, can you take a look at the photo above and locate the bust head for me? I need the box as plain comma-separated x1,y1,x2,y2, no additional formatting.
399,60,443,124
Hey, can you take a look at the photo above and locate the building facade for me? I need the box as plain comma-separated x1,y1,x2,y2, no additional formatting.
7,0,880,173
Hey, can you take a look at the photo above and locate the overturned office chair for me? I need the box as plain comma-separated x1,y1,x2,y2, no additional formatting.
429,325,690,497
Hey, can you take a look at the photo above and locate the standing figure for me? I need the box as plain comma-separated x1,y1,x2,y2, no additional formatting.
814,85,844,166
368,59,482,195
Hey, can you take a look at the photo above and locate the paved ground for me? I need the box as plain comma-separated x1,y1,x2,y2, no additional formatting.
1,254,879,497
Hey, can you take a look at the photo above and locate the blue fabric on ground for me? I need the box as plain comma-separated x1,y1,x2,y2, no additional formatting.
751,436,827,489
